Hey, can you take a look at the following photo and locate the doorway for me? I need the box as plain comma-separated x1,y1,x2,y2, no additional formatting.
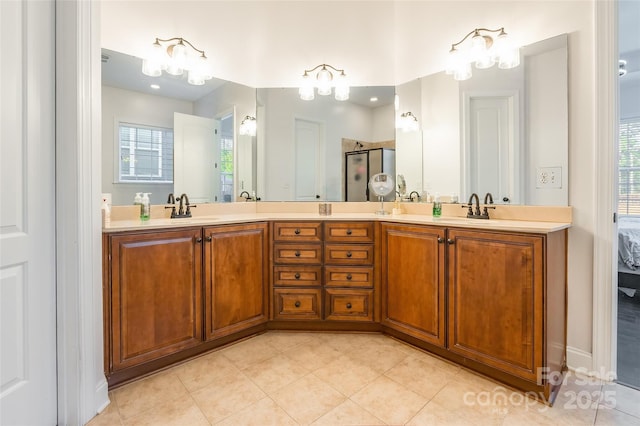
615,0,640,391
294,118,324,201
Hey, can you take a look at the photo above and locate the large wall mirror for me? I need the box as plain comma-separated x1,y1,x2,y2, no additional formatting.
102,33,567,207
396,33,569,206
101,49,257,205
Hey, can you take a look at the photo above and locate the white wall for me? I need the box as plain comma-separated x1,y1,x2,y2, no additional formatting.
620,79,640,119
258,88,385,201
101,86,193,205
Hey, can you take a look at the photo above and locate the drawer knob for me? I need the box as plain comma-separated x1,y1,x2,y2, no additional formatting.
447,238,455,245
195,237,202,243
346,274,352,280
206,236,212,242
294,251,301,257
346,229,352,235
346,251,352,258
346,302,352,309
437,237,444,244
294,301,301,308
294,228,301,235
294,273,301,279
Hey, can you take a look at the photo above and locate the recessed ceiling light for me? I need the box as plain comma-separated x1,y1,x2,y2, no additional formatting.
150,84,160,89
370,97,378,102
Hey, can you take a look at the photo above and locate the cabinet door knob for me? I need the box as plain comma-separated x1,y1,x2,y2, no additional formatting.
447,238,455,245
195,237,202,243
346,302,352,309
437,237,444,244
294,273,301,279
205,236,212,242
294,228,301,235
346,251,352,258
294,301,301,308
294,251,301,257
346,274,352,280
346,229,352,235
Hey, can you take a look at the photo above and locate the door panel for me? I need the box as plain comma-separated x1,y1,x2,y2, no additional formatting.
295,119,323,200
0,1,57,423
381,224,446,347
447,229,543,381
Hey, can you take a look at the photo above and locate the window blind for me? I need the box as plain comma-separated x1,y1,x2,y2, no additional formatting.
118,123,173,183
619,117,640,215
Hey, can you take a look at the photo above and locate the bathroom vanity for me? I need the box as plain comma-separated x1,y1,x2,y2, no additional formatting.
102,204,569,403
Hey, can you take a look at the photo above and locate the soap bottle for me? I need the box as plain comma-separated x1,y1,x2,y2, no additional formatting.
432,192,442,218
134,192,142,207
101,197,110,227
140,192,151,221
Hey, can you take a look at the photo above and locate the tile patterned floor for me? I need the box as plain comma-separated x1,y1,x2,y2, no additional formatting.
88,332,640,426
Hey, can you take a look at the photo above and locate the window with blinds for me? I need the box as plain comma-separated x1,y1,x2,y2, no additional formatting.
619,117,640,215
118,123,173,183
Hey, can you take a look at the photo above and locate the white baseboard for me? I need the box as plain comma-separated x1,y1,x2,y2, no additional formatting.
567,346,593,372
95,379,110,414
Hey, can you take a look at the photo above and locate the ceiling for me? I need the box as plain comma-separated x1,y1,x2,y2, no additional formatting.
100,1,598,88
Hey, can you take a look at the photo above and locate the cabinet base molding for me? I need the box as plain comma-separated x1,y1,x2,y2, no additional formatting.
382,326,566,405
267,321,382,333
106,324,268,389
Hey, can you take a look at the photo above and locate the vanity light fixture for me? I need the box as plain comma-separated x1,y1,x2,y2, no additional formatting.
239,115,257,136
142,37,213,86
397,111,419,132
446,27,520,81
299,64,349,101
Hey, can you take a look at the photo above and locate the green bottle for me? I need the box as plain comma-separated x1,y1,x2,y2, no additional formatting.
432,193,442,218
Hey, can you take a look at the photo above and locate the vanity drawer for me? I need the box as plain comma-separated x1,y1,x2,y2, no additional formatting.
324,222,374,243
324,266,374,288
273,243,322,265
325,289,373,321
273,288,322,320
274,266,322,286
324,244,373,265
273,222,322,242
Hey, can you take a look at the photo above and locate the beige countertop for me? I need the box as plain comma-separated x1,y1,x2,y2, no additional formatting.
103,209,571,234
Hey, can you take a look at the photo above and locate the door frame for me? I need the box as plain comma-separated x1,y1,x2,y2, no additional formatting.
460,89,521,204
592,0,618,380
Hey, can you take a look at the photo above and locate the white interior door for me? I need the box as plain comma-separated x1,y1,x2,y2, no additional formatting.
463,94,518,203
174,112,219,203
1,1,57,423
294,119,324,201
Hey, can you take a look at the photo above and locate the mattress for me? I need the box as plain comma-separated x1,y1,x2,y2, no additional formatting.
618,217,640,269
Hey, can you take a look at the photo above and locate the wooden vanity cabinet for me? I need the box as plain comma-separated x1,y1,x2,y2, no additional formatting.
380,223,446,346
107,228,204,372
203,223,269,340
324,222,376,322
446,228,567,397
271,221,324,320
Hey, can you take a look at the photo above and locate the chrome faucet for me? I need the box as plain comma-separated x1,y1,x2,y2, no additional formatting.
409,191,420,202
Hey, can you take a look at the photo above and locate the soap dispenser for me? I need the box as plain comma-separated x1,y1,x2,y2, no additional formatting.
432,192,442,218
140,192,151,221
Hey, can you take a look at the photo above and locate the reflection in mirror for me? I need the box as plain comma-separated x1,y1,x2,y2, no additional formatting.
101,48,257,205
256,86,396,201
398,33,568,206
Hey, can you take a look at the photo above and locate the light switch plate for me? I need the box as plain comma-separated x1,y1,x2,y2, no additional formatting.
536,167,562,188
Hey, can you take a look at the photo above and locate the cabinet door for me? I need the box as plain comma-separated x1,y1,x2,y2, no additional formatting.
204,223,269,340
381,223,446,347
447,228,543,382
110,229,203,371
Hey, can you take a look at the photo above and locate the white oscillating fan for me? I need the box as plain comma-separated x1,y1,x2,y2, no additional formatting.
369,173,394,215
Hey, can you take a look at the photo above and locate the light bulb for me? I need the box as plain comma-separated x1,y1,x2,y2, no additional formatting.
299,72,315,101
471,31,487,61
316,66,333,96
334,72,349,101
141,41,166,77
166,41,186,75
